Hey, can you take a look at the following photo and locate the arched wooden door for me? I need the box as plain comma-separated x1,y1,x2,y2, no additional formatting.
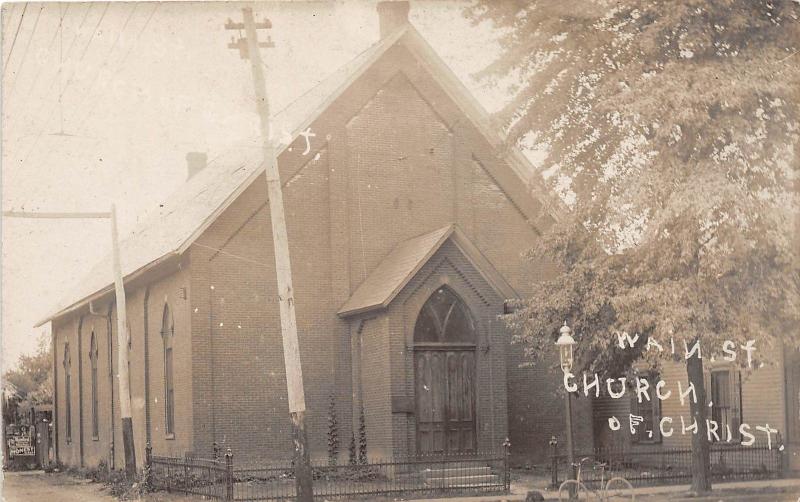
414,287,476,454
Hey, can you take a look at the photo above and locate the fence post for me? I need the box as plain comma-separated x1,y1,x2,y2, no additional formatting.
502,437,511,492
144,441,152,492
225,448,234,501
549,435,558,488
777,432,785,478
184,451,191,488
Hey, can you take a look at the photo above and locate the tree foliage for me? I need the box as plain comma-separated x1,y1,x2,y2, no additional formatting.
3,333,52,421
470,2,799,491
469,0,800,373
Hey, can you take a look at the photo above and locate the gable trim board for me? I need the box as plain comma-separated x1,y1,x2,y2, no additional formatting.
37,22,559,328
338,224,518,318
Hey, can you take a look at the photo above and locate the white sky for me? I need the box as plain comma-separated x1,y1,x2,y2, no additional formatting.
1,1,510,370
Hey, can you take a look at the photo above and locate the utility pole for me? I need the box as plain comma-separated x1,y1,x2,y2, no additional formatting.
4,206,137,478
225,8,313,501
110,204,136,478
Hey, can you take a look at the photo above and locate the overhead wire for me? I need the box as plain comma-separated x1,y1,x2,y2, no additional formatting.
16,3,111,167
72,3,142,133
78,2,110,61
73,3,160,135
5,2,43,94
3,2,28,75
34,2,142,171
114,2,159,73
22,3,92,113
1,3,18,42
20,3,71,101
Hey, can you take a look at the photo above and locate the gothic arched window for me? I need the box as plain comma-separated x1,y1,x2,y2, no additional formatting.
414,287,475,344
162,304,175,436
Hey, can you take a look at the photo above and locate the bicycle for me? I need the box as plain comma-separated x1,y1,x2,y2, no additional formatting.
557,457,635,501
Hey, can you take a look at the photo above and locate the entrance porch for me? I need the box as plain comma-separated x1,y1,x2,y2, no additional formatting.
338,225,516,460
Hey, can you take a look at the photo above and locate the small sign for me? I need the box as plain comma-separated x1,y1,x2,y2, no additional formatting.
7,427,35,457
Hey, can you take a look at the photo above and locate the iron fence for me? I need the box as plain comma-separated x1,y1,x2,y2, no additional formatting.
147,447,231,499
550,439,783,489
146,442,510,501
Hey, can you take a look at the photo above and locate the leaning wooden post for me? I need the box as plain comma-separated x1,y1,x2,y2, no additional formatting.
111,204,136,478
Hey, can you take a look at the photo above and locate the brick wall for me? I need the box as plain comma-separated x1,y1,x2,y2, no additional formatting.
52,263,191,470
506,344,594,465
53,34,566,467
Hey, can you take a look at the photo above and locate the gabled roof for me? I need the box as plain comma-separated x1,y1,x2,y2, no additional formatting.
337,224,518,317
36,29,407,327
38,22,563,327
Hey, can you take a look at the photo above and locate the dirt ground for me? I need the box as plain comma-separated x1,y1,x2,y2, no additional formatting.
1,471,200,502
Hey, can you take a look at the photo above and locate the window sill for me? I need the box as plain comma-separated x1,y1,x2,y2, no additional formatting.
165,433,175,440
92,436,100,442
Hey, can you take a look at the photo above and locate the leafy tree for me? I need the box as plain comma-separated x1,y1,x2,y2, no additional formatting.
469,0,800,493
4,333,53,416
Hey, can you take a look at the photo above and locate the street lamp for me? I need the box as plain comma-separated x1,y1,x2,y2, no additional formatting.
556,321,577,495
556,321,576,373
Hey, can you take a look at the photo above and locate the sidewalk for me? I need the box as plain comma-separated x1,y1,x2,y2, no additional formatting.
409,477,800,502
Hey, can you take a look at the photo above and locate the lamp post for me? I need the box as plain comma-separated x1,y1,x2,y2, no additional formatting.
556,321,577,491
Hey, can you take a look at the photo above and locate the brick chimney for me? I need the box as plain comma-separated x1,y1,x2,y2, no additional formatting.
186,152,207,180
377,1,410,39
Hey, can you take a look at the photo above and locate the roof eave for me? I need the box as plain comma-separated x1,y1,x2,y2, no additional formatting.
35,252,183,327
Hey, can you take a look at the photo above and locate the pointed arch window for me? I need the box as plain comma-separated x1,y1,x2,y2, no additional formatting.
90,332,99,439
414,287,476,345
63,343,72,443
162,304,175,437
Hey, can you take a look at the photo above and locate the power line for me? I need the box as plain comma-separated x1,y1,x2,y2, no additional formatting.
1,3,18,40
115,2,159,71
3,2,28,74
16,3,94,142
26,2,140,171
15,3,111,167
78,2,109,61
20,4,71,102
26,2,153,171
73,3,141,132
6,3,44,93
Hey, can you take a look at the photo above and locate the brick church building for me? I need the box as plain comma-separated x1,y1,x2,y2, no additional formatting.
41,1,594,470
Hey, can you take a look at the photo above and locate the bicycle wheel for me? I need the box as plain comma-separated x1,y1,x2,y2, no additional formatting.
603,476,635,502
558,479,593,501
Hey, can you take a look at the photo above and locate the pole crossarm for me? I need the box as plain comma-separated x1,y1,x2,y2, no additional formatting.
226,14,274,60
3,211,111,219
